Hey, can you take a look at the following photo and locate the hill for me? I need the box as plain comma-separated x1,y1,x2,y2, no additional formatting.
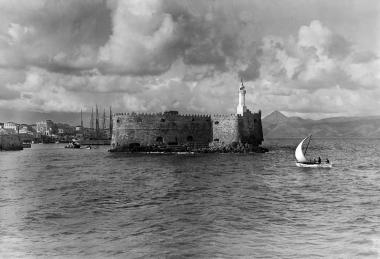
262,111,380,138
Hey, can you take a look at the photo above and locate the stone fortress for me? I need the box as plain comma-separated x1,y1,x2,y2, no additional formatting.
110,80,263,152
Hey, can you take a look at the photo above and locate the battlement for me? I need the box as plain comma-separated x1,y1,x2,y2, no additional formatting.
114,112,164,116
211,114,238,118
113,111,212,122
114,111,263,119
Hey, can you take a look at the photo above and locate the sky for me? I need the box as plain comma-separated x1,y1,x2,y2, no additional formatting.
0,0,379,124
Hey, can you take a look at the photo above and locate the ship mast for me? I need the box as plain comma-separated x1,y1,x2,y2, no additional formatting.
95,105,99,138
109,106,113,138
90,107,94,130
80,109,83,128
102,108,106,131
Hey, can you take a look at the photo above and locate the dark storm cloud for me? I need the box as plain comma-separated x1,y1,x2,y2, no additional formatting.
97,0,244,76
238,57,261,81
0,0,112,73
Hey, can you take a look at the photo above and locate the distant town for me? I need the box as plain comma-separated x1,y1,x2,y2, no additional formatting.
0,106,113,149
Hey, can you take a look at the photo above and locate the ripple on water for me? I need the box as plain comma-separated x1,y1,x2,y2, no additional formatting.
0,139,380,258
45,164,59,170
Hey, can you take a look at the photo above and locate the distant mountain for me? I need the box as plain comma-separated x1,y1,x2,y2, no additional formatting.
0,108,88,126
262,111,380,138
262,110,288,125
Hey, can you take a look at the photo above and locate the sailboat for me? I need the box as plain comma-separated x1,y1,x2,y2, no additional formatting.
295,135,332,168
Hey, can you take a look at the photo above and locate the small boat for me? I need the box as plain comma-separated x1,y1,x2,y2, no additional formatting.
176,151,195,155
65,139,81,149
296,162,332,168
295,135,332,168
22,142,32,148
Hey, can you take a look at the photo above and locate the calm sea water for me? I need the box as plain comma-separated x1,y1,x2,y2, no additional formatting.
0,139,379,258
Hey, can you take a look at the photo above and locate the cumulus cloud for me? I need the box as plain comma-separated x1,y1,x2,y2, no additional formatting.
98,0,245,75
242,19,380,117
98,0,181,75
298,20,351,58
253,20,379,94
0,1,379,119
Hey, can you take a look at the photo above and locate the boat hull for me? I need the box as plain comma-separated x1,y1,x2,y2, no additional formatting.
296,162,332,168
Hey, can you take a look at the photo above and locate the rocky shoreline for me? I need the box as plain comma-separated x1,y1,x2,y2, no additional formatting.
109,143,268,154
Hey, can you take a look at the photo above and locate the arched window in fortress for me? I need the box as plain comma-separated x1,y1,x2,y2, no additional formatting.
117,118,121,123
160,118,165,122
156,136,163,143
187,136,193,142
214,121,219,125
136,117,142,122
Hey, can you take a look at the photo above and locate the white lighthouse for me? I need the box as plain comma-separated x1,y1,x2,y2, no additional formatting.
236,79,247,115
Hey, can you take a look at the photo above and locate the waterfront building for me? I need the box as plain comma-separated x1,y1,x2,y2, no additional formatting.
36,120,54,136
4,122,18,133
18,124,34,135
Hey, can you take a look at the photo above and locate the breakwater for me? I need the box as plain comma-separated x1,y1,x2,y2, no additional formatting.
0,134,23,151
108,142,268,153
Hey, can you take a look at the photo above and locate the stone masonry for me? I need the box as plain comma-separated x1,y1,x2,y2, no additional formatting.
110,81,263,152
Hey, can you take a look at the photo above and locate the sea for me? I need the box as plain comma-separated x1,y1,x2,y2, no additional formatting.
0,138,379,258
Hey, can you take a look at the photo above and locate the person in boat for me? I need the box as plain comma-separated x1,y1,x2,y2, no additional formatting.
326,158,330,164
318,157,321,164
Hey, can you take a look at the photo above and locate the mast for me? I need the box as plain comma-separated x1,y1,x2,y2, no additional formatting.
102,108,106,131
109,106,113,138
80,109,83,128
95,105,99,138
90,107,94,130
304,135,312,156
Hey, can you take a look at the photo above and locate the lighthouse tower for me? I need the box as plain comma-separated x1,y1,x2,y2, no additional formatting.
236,79,247,115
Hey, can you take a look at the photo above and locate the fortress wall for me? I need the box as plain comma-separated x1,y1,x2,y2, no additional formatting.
111,112,212,150
238,109,263,146
253,110,264,145
111,109,263,151
238,110,253,143
210,114,239,147
113,112,211,122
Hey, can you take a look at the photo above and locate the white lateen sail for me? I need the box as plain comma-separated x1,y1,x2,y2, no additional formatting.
295,136,310,163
